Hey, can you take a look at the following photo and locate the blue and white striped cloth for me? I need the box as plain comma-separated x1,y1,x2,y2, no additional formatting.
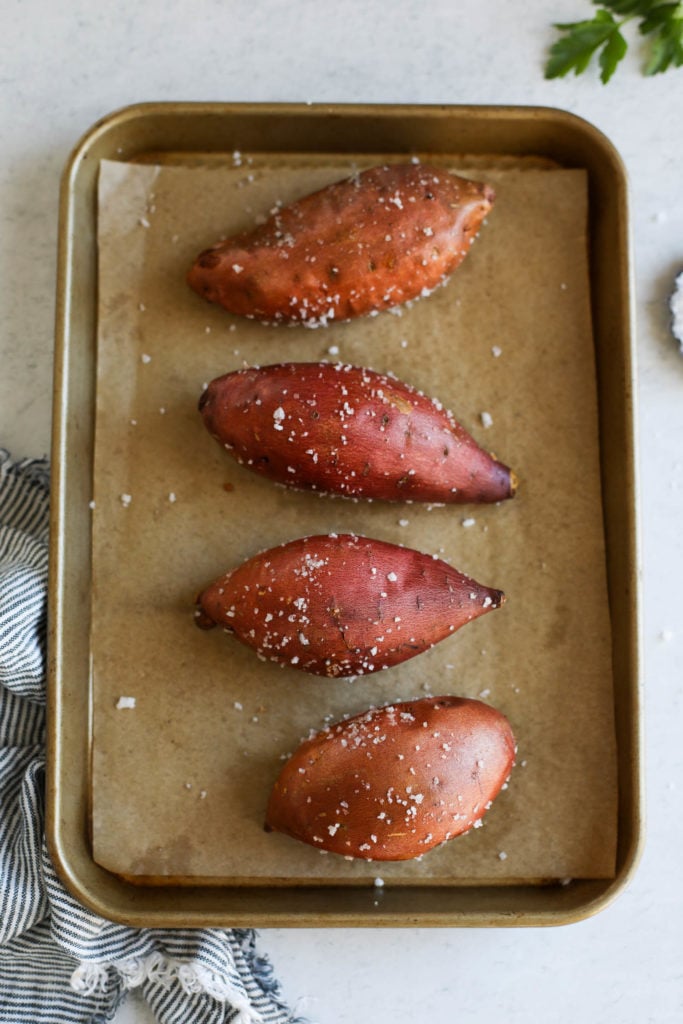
0,451,304,1024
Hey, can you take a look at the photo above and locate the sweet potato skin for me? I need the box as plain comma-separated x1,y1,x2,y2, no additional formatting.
195,534,504,677
265,696,515,860
187,163,494,325
199,362,515,504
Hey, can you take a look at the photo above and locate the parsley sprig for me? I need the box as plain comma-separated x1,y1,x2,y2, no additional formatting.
546,0,683,83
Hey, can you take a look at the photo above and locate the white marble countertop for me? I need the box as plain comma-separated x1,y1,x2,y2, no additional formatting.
2,1,682,1021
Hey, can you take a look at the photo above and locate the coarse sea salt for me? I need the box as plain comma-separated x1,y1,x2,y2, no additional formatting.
116,696,136,710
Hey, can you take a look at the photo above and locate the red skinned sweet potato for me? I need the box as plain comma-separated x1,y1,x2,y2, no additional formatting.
195,533,503,677
199,362,515,504
265,696,515,860
187,163,494,325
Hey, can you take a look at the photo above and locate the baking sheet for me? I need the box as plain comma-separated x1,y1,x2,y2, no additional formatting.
91,153,618,884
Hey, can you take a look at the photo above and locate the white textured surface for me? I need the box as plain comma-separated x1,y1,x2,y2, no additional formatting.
2,1,681,1022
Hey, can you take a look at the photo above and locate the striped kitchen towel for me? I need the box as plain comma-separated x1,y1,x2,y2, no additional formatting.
0,451,304,1024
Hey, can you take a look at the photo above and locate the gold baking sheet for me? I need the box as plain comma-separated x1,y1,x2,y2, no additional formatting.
47,102,641,927
90,152,617,885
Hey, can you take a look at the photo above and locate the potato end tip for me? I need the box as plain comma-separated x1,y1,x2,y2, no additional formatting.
193,602,217,631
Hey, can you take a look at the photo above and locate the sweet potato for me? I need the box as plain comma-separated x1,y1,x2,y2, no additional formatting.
265,696,515,860
199,362,515,504
195,533,503,677
187,163,494,325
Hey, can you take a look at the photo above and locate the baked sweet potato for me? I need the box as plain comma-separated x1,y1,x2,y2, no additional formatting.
187,163,494,325
265,696,515,860
199,362,515,504
195,534,503,677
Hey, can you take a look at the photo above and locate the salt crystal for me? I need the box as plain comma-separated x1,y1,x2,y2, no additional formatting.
116,696,136,710
120,494,132,508
497,850,507,861
168,492,177,503
462,517,476,528
141,353,152,364
480,411,493,429
491,345,502,358
273,406,286,429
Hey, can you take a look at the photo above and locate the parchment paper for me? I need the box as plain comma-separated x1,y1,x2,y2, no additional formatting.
91,153,618,884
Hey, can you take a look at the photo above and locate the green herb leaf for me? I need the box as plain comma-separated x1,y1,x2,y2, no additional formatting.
640,2,680,31
596,0,654,15
641,2,683,73
546,0,683,81
645,29,683,72
599,23,629,78
545,10,626,78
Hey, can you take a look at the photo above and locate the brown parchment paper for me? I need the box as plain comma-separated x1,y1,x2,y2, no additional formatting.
91,154,618,884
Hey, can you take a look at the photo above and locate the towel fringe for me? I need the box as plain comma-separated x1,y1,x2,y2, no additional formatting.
70,954,264,1022
70,962,110,996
